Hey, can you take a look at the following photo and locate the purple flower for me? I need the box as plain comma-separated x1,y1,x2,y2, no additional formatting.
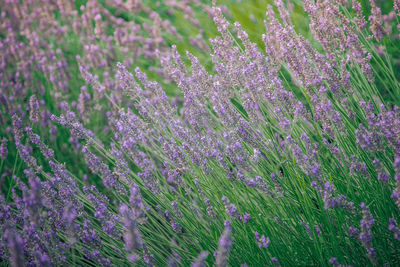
330,257,338,266
392,155,400,210
119,204,142,260
12,114,23,141
25,127,54,159
255,232,270,248
242,213,251,223
221,196,241,219
322,182,355,213
369,1,385,42
4,225,25,267
171,200,183,218
271,257,280,267
359,203,376,264
29,94,40,123
215,224,233,267
388,218,400,241
191,251,208,267
315,225,321,235
0,138,8,160
348,226,359,238
395,0,400,16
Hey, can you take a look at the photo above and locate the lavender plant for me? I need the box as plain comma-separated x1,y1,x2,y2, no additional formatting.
1,0,400,266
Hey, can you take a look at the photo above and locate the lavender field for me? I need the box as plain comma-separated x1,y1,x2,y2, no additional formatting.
1,0,400,266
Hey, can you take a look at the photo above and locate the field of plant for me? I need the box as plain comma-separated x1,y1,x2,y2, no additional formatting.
1,0,400,266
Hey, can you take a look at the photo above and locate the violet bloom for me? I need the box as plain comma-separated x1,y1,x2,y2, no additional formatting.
395,0,400,16
29,94,40,123
369,0,385,42
129,184,148,222
22,169,44,226
392,155,400,210
255,232,270,248
242,213,251,223
348,226,359,238
4,226,25,267
322,182,355,213
329,257,350,267
12,114,23,141
388,218,400,241
300,221,311,236
191,251,208,267
82,146,122,191
165,209,182,232
204,197,216,220
13,125,41,172
313,225,321,235
62,202,78,245
171,200,183,218
359,203,376,264
271,257,280,267
119,204,142,262
330,257,339,266
221,196,241,219
373,158,389,183
0,138,7,160
215,224,233,267
25,127,54,158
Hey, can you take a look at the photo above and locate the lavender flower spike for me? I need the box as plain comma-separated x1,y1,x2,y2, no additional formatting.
119,204,142,263
29,94,40,123
4,225,25,267
0,138,8,160
359,202,377,264
191,251,209,267
215,223,233,267
388,218,400,241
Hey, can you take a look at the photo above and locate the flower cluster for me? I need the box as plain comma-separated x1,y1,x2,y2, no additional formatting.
1,0,400,266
